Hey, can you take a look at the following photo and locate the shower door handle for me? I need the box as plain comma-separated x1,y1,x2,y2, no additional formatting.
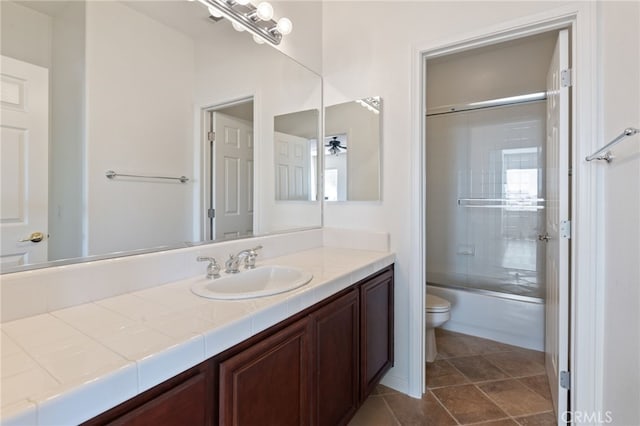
538,233,550,242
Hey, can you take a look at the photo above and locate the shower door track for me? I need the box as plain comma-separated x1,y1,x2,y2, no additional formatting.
428,281,544,304
426,92,547,117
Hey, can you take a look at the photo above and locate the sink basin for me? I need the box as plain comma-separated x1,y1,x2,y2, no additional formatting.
190,265,313,300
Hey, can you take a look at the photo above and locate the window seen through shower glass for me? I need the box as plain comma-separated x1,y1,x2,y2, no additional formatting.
426,102,546,299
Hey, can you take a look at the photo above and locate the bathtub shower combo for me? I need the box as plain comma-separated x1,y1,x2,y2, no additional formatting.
426,100,546,351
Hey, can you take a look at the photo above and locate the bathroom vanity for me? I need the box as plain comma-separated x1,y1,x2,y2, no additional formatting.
1,230,394,425
83,266,394,426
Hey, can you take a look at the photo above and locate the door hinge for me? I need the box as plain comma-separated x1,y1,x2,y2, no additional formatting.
207,131,215,142
561,69,572,88
207,208,215,218
560,220,571,239
560,370,571,390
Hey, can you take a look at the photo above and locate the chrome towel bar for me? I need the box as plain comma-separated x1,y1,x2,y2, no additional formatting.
585,127,639,163
105,170,189,183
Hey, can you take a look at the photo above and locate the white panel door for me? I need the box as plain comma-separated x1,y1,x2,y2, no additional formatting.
544,29,570,422
274,131,310,200
212,112,253,240
1,55,49,268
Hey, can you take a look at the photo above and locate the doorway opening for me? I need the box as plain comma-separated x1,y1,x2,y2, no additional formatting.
424,28,572,423
202,98,254,242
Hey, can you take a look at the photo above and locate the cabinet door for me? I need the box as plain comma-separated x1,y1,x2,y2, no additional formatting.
84,362,213,426
360,268,394,401
311,289,359,426
218,317,311,426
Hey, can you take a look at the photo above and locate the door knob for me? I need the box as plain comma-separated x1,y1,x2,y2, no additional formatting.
19,232,45,243
538,233,550,242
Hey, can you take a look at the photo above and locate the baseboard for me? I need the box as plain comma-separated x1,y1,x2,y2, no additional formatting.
442,321,543,351
380,372,412,397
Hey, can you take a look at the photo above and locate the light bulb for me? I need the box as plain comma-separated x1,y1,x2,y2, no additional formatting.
207,5,223,18
276,17,292,35
256,2,273,20
252,34,265,44
232,21,245,32
235,0,250,4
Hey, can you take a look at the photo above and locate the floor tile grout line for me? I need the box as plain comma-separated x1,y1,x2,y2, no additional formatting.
514,408,557,419
426,331,550,425
427,389,463,426
515,376,554,402
379,394,402,426
472,382,514,419
444,358,477,385
445,356,512,384
460,415,514,425
478,352,520,378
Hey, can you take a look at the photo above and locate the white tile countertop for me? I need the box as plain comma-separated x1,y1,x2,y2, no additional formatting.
0,247,394,425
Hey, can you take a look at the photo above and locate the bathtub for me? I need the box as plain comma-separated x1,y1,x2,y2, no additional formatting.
427,284,544,351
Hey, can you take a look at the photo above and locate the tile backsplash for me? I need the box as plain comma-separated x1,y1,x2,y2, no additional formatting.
1,228,389,323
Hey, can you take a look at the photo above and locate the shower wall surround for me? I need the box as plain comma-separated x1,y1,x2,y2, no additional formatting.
426,102,546,299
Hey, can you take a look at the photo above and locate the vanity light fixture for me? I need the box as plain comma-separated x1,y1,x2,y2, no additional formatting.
355,96,381,114
194,0,292,45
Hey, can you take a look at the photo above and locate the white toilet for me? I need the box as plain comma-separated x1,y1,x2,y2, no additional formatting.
425,293,451,363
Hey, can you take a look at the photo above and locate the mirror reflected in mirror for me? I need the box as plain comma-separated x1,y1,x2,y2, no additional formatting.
0,0,322,273
324,97,382,201
274,109,319,201
323,134,348,201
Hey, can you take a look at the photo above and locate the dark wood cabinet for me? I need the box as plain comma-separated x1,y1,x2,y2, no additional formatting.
311,289,359,426
85,265,394,426
218,317,312,426
83,361,213,426
360,268,394,401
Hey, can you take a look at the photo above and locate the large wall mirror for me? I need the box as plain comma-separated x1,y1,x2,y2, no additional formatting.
0,0,322,273
324,97,382,202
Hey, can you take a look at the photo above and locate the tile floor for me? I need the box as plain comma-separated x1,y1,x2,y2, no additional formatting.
349,329,556,426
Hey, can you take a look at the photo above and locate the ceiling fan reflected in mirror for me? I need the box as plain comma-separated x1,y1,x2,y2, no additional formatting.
325,136,347,155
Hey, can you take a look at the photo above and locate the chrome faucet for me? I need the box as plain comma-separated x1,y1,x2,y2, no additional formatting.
224,245,263,273
196,256,221,279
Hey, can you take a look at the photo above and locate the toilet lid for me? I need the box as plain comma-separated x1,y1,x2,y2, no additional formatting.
426,294,451,312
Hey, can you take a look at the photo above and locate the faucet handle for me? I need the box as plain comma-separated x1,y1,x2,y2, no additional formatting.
196,256,221,279
244,245,263,269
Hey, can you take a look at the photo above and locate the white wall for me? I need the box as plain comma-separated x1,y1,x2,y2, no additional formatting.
598,2,640,424
85,1,195,255
322,0,572,395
